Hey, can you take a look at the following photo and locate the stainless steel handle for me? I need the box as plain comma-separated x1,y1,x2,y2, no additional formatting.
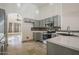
0,35,4,42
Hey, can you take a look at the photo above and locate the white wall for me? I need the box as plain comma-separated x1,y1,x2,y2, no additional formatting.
19,4,38,40
38,3,62,19
62,3,79,30
22,23,33,41
19,3,39,19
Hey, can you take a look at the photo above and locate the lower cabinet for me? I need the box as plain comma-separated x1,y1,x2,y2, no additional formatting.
33,32,43,41
47,42,79,55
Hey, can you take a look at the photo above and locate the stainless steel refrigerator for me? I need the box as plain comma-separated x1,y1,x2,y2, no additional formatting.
0,8,7,55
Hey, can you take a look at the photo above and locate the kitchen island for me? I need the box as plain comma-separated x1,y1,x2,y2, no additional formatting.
47,35,79,55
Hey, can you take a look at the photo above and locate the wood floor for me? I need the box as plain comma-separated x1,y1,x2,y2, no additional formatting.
7,41,47,55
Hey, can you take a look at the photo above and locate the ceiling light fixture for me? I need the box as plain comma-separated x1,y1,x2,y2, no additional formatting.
49,3,53,6
17,3,21,7
36,10,39,15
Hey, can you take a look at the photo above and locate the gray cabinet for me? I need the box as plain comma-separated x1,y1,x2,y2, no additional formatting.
53,15,61,27
39,20,46,27
33,20,40,27
33,15,61,28
42,20,46,27
39,20,42,27
47,42,79,55
33,32,43,41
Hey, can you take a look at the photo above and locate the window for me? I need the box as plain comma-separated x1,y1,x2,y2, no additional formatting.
8,23,12,32
8,22,21,33
14,23,21,32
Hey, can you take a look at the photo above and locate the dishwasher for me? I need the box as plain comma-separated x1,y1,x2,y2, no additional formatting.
33,32,43,41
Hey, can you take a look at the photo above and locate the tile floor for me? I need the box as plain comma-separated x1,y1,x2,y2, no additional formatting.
7,41,47,55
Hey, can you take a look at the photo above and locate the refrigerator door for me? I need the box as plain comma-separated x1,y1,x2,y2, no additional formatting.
0,9,7,55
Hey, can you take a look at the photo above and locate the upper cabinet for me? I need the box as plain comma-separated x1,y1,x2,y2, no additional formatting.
39,20,46,27
33,15,61,29
53,15,61,27
33,20,40,27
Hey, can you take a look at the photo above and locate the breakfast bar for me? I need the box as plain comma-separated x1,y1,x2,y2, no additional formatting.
47,35,79,55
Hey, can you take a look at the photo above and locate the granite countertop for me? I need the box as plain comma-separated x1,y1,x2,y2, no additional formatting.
47,35,79,51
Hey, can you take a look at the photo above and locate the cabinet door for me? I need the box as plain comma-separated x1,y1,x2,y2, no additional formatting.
53,15,61,27
45,18,50,27
39,20,45,27
42,20,46,27
39,20,42,27
33,20,40,27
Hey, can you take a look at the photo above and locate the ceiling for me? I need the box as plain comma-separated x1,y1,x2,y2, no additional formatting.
0,3,54,9
0,3,54,19
33,3,49,7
